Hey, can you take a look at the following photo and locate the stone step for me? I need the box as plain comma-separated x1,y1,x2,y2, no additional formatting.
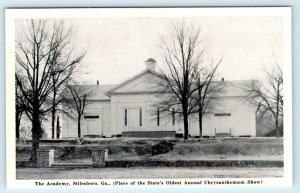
215,133,231,137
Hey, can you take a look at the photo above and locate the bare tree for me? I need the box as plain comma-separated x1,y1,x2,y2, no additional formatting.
15,19,85,162
48,26,86,139
61,84,93,138
15,74,29,139
245,62,283,137
155,21,216,139
194,62,222,138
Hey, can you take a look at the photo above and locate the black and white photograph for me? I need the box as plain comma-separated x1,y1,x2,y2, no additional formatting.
5,7,292,188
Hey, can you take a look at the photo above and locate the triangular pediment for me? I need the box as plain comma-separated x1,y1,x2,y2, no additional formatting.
108,70,161,94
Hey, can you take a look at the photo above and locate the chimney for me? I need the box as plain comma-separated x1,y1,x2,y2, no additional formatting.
145,58,156,71
97,80,99,85
221,77,224,81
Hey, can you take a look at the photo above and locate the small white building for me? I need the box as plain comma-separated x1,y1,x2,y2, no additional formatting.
61,59,256,138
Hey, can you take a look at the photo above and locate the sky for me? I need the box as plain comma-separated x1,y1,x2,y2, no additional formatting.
13,14,286,137
16,16,284,85
68,16,283,85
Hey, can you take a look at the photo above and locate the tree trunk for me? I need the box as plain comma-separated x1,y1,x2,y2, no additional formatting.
275,117,279,138
51,108,55,139
56,116,60,139
198,86,203,138
51,79,56,139
30,107,40,163
199,111,203,138
16,111,21,139
276,83,281,138
31,133,39,163
78,115,81,138
183,112,189,140
182,95,189,140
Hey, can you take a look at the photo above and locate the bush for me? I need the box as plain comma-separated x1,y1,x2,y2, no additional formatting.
151,141,175,156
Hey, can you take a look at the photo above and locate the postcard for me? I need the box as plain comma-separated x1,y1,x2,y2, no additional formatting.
5,7,292,188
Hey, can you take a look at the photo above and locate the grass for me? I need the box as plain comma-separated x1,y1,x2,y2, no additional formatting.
108,138,283,161
16,137,283,163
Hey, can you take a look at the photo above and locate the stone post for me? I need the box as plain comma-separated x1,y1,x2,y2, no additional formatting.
36,149,55,168
49,149,55,166
92,149,108,168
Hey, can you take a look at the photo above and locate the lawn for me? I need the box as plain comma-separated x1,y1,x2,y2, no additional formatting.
16,137,283,163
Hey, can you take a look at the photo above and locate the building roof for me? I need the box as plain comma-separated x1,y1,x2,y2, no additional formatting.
107,69,160,94
84,84,116,100
60,84,116,101
107,69,254,97
218,80,255,97
61,74,254,101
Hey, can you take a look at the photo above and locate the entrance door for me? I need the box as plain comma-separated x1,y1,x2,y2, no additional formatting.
214,115,232,137
213,113,232,135
128,108,140,131
85,115,102,136
216,117,228,133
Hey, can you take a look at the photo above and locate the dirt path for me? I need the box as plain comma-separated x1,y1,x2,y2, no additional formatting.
16,167,283,179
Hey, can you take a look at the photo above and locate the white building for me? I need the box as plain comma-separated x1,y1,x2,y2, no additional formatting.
61,59,256,138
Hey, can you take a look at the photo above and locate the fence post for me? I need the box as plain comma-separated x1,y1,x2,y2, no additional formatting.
37,149,55,167
215,128,216,138
49,149,55,166
91,149,108,168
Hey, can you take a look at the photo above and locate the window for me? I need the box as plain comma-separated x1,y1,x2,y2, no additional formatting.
157,108,160,126
139,108,142,126
124,109,127,127
172,108,175,125
215,113,231,116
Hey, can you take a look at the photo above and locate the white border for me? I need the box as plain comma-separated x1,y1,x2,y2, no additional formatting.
5,7,292,188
